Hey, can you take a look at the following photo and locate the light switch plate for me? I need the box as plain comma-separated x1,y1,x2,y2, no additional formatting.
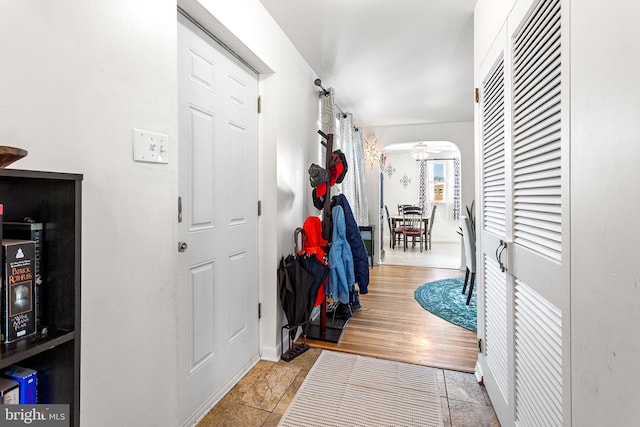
133,128,169,164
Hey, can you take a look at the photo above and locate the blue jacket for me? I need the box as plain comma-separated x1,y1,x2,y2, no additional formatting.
328,205,355,304
334,194,370,294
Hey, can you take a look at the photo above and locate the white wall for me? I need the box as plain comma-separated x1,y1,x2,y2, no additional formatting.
383,152,421,214
473,0,514,67
571,2,640,425
363,121,475,262
383,152,461,243
1,1,179,425
1,0,319,425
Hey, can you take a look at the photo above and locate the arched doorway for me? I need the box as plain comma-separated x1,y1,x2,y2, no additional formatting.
380,141,463,269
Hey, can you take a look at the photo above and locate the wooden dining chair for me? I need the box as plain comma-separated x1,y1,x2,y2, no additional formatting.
402,207,425,252
424,204,437,250
384,205,400,249
397,204,413,215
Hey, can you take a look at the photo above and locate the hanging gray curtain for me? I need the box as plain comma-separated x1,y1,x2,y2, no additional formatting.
319,88,335,169
320,88,336,134
336,113,369,226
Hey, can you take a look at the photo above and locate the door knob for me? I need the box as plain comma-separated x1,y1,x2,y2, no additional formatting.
178,242,188,252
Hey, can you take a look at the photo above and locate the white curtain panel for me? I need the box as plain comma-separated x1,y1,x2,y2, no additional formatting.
337,113,369,226
318,91,369,225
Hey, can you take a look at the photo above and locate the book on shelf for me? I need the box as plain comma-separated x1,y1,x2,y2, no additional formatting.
3,220,44,334
0,377,19,404
1,365,37,404
1,239,37,343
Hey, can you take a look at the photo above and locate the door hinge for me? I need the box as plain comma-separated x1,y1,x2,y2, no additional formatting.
475,87,480,103
478,338,484,353
258,200,262,216
258,95,262,114
258,302,262,319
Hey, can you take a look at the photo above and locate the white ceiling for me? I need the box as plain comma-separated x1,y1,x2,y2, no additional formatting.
260,0,477,127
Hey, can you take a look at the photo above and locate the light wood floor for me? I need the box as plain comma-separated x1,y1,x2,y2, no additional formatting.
303,265,478,373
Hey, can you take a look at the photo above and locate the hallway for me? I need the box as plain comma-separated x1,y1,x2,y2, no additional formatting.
382,240,462,269
305,265,477,372
196,348,498,426
197,264,493,426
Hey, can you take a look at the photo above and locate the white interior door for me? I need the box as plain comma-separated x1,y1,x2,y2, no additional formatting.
477,0,570,426
476,26,513,425
178,14,259,426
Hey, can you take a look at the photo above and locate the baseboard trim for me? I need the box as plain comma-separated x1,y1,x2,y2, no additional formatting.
261,344,280,362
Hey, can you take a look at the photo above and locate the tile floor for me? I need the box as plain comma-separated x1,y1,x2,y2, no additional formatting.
382,241,462,270
196,348,500,427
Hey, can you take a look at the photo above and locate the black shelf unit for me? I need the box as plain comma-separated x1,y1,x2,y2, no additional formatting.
0,169,81,427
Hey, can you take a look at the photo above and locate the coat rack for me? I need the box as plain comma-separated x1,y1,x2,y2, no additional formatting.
304,130,349,343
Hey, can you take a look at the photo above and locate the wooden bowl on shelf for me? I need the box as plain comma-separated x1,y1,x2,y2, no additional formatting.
0,146,28,168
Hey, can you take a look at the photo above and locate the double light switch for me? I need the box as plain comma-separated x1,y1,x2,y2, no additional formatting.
133,128,169,164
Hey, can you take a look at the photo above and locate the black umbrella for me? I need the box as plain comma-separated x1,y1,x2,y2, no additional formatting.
277,252,329,362
278,253,328,327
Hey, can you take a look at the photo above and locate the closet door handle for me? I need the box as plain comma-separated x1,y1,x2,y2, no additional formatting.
496,240,507,272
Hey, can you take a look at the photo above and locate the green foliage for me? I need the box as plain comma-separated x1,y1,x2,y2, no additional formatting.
457,200,476,243
465,200,476,242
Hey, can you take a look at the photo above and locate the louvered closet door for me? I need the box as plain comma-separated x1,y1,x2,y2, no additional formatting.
476,27,513,425
509,0,570,425
476,0,571,426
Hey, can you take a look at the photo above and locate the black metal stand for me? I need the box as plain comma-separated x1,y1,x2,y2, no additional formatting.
304,316,348,343
280,323,310,362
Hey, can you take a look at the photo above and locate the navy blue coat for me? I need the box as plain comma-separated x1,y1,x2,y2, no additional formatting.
334,194,370,294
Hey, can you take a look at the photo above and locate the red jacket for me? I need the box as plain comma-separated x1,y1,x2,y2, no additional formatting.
299,216,328,306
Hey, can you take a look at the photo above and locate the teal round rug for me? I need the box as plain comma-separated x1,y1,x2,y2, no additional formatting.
414,278,476,332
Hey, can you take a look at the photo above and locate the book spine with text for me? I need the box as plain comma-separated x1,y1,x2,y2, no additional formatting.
3,222,44,333
2,239,36,343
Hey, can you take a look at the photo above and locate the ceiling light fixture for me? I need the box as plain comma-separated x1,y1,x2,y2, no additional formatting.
364,135,382,168
411,143,429,160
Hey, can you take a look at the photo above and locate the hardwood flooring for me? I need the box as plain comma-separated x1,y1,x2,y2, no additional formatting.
303,265,478,373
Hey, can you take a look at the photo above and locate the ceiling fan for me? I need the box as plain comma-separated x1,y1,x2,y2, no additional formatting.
411,142,455,159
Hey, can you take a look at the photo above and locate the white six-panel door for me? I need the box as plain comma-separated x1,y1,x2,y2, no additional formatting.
476,0,571,425
177,14,260,426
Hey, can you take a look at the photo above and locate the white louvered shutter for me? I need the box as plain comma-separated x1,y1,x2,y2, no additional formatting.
482,59,506,237
477,0,570,425
515,280,563,427
511,0,566,426
484,255,508,403
512,0,562,262
480,55,509,406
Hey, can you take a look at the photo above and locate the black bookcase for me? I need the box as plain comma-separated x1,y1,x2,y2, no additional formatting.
0,169,81,427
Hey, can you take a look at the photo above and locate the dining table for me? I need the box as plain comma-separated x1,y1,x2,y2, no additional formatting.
389,214,429,249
